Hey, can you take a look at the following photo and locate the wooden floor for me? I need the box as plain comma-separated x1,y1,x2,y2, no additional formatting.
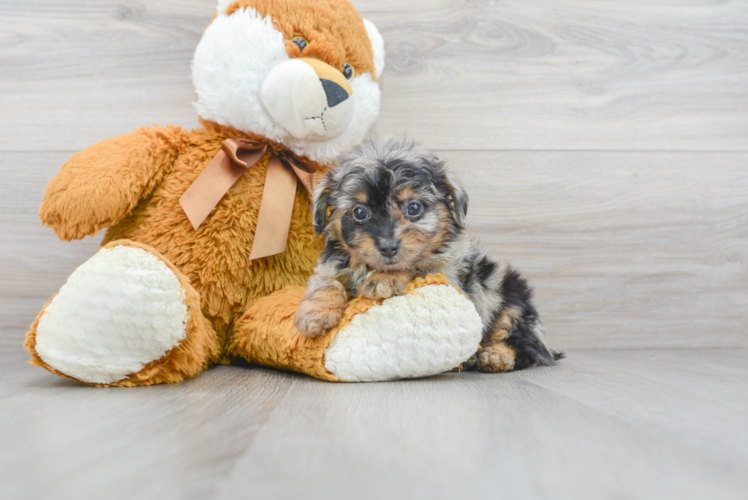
2,1,748,499
0,348,746,500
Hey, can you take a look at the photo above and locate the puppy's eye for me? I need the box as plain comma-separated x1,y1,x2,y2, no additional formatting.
406,201,423,218
292,37,308,52
352,205,369,221
342,62,354,80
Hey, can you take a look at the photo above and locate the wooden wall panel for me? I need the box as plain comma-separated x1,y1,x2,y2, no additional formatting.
1,0,746,350
2,151,745,350
1,0,747,152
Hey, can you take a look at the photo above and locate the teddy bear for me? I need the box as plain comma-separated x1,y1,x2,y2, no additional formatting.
24,0,483,386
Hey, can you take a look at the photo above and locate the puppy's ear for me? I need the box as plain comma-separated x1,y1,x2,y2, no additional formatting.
446,173,469,227
312,175,332,235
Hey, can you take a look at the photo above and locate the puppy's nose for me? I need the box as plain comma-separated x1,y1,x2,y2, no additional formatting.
377,239,400,258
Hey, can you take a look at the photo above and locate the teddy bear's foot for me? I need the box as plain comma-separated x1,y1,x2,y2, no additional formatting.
231,274,483,382
25,240,220,386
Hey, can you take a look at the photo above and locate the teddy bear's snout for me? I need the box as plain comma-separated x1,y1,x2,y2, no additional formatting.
260,57,354,142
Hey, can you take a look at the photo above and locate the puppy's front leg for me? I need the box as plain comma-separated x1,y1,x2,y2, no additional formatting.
295,268,349,338
358,272,412,300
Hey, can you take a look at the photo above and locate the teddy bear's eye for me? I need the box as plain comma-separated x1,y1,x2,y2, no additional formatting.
292,37,308,52
342,62,354,80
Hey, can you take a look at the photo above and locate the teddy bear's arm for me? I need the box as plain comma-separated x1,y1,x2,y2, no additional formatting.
39,126,189,241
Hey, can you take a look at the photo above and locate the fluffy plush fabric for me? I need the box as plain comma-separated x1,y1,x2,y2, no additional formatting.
259,57,354,141
33,120,324,366
230,274,482,382
193,0,383,164
325,277,483,382
24,0,484,386
34,245,189,384
26,240,221,387
363,20,385,80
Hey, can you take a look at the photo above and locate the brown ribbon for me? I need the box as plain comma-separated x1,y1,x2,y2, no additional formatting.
179,138,316,261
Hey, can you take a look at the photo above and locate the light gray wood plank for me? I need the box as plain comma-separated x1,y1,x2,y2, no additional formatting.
0,351,296,500
215,350,748,500
0,0,208,153
442,149,748,350
2,150,746,350
2,349,747,500
517,350,748,461
2,0,747,152
367,0,748,151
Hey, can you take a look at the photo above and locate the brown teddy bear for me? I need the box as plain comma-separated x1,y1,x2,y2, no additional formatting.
24,0,483,386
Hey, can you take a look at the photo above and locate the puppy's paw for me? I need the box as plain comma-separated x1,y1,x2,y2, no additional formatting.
476,342,516,373
358,272,412,300
295,297,345,338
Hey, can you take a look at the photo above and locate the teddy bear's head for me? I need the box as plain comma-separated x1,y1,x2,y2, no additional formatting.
192,0,385,163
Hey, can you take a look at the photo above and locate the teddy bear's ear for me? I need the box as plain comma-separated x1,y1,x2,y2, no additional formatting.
363,19,385,80
216,0,235,14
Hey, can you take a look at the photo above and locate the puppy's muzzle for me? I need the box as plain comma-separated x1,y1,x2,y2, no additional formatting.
260,57,353,142
377,239,400,258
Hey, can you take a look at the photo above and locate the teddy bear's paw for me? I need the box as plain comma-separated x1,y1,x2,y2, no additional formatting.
324,283,483,382
34,245,189,384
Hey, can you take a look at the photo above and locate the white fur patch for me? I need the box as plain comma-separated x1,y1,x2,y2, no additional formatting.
260,58,354,141
193,8,289,144
35,246,189,384
364,19,385,80
324,285,483,382
283,73,380,162
192,7,381,164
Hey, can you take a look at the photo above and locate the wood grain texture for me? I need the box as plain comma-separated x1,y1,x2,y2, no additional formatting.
440,149,748,350
2,0,748,152
1,349,746,500
3,151,745,350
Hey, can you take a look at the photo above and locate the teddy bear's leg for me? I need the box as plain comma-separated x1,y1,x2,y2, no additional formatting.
230,275,483,382
230,286,340,381
25,240,220,387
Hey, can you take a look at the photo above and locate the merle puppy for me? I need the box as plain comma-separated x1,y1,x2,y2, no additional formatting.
295,137,562,372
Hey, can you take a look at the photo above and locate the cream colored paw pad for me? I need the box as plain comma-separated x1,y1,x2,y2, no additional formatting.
324,284,483,382
35,245,188,384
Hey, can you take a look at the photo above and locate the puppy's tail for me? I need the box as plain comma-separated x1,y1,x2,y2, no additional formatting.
526,320,563,367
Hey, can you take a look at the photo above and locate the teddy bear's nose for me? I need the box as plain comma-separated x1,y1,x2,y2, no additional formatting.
321,79,350,108
260,57,354,141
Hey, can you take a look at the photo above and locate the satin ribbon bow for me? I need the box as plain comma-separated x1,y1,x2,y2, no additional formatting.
179,138,316,261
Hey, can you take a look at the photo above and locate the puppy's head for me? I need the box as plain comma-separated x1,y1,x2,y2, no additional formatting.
314,137,468,272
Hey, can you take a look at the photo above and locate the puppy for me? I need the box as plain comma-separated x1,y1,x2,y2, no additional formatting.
295,137,563,372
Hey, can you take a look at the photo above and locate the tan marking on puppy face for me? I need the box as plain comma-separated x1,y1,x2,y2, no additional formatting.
354,192,368,204
431,204,454,250
398,226,433,263
224,0,375,78
346,231,380,267
343,200,455,273
327,210,343,242
396,187,418,203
